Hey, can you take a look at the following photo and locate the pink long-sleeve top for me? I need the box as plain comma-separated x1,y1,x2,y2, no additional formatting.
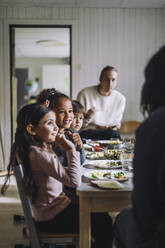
29,145,81,221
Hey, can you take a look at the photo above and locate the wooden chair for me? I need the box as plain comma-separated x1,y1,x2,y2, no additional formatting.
14,164,78,248
120,121,141,135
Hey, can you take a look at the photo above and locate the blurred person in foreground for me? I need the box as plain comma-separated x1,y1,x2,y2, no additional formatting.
114,45,165,248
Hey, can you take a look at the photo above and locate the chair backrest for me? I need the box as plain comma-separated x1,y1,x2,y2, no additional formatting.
14,164,41,248
120,121,141,134
14,164,78,248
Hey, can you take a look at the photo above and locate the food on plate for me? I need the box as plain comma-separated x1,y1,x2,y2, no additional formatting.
104,150,123,160
103,171,128,182
86,151,104,160
83,144,93,151
98,139,122,145
84,169,128,182
83,170,110,180
90,160,122,169
91,180,123,189
110,161,122,166
123,153,134,160
91,173,99,179
124,145,134,153
96,139,123,149
84,143,105,152
113,171,125,179
90,171,109,180
86,150,123,161
94,145,105,152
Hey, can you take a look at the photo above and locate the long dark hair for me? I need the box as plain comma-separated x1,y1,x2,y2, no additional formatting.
1,103,50,202
37,88,71,110
140,46,165,116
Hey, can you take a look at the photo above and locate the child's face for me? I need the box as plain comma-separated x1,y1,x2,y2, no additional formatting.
71,112,84,132
34,111,59,143
54,98,74,129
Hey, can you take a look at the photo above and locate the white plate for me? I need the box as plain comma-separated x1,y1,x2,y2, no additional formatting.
86,151,105,160
91,180,123,189
104,150,123,160
123,153,134,161
83,170,111,180
83,169,128,182
96,140,124,149
87,160,122,169
97,140,123,145
83,144,93,151
104,170,128,182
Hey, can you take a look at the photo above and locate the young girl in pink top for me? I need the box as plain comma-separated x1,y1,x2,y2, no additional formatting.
2,103,81,220
1,103,113,247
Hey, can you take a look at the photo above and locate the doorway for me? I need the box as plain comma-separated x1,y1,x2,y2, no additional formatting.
15,68,28,110
10,25,72,140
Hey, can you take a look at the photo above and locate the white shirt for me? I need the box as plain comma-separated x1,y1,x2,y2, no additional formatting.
77,85,126,129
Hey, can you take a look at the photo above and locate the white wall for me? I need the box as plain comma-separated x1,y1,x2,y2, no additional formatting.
0,6,165,169
42,64,70,96
16,57,69,92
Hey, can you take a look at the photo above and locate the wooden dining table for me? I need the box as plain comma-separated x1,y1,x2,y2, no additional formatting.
76,170,133,248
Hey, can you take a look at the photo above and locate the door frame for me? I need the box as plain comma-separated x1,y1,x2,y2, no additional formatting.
1,18,76,175
10,23,72,141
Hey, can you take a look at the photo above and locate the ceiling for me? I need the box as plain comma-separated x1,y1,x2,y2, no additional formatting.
12,0,165,58
0,0,165,8
15,28,70,58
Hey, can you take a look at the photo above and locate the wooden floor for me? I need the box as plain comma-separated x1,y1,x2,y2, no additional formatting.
0,176,117,248
0,176,28,248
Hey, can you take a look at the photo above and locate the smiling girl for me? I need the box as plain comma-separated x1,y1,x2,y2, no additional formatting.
1,103,113,247
1,103,81,233
37,88,86,166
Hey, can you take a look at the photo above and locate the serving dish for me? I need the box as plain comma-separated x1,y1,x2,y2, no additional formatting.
96,139,124,149
85,160,122,169
91,180,123,189
83,170,128,182
104,171,128,182
83,170,110,180
86,150,123,160
86,151,105,160
104,150,123,160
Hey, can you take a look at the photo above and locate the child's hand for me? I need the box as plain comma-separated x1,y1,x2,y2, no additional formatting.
67,132,83,151
85,107,98,121
83,107,98,127
58,127,65,134
56,133,75,151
